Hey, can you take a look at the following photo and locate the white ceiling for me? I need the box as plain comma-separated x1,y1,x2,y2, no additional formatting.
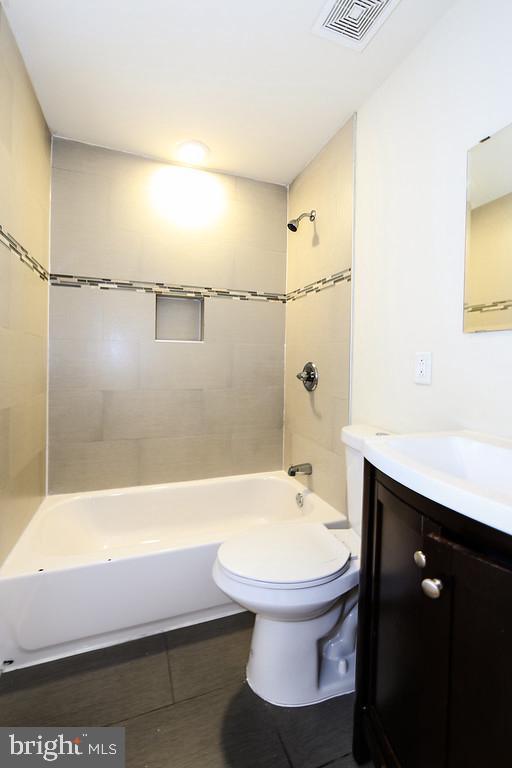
5,0,454,185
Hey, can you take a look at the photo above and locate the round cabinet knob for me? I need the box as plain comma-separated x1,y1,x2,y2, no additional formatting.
413,550,427,568
421,578,443,599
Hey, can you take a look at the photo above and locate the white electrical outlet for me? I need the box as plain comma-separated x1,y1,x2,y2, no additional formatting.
415,352,432,385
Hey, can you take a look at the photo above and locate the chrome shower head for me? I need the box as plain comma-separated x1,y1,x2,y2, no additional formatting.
287,210,316,232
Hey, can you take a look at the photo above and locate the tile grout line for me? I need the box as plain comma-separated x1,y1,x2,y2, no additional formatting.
103,700,178,729
275,728,295,768
162,632,177,704
104,678,247,728
315,750,356,768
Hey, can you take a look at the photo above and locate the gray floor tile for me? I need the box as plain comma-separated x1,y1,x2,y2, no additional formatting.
0,634,173,727
165,612,254,702
320,756,370,768
119,683,291,768
269,692,355,768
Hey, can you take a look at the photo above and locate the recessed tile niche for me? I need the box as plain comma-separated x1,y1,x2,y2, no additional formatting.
155,296,204,342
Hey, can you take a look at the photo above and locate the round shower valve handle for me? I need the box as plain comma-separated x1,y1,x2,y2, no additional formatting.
296,362,319,391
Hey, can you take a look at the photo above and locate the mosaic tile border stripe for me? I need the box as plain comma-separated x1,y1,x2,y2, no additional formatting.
465,299,512,314
50,274,287,303
50,267,352,303
2,221,351,302
286,268,352,301
0,225,48,281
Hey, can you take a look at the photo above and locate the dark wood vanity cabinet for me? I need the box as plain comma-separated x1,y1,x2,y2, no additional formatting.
353,463,512,768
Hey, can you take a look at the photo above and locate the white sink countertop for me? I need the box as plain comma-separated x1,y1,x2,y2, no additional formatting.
362,431,512,537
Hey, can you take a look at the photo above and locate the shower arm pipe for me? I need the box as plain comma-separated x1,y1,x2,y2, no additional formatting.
296,210,316,224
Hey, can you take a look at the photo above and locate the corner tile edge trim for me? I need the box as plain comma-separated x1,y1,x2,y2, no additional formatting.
0,225,48,281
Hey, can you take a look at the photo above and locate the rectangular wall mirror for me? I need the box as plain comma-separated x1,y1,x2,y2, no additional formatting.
464,122,512,332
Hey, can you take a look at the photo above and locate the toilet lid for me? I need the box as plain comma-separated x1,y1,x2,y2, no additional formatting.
217,523,351,587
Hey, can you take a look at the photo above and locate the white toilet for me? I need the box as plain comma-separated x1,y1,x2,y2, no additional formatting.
212,425,382,707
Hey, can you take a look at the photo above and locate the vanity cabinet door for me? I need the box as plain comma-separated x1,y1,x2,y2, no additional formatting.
446,543,512,768
356,467,512,768
368,485,451,768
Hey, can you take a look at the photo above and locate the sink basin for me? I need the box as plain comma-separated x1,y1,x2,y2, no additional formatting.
363,431,512,536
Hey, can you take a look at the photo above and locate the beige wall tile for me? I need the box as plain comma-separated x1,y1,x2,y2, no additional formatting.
285,281,351,346
102,291,155,341
49,297,287,490
232,244,286,294
284,430,347,513
140,234,236,288
51,139,286,293
0,329,46,410
287,119,354,293
285,341,350,400
205,299,285,344
139,341,233,391
234,387,284,434
0,11,50,269
9,259,48,336
331,397,350,457
0,249,11,329
50,339,100,390
0,407,9,490
0,450,45,563
231,430,283,475
98,340,140,390
49,139,287,493
0,8,50,562
50,338,139,391
8,393,46,481
138,435,232,485
49,390,104,443
50,286,103,341
284,118,353,514
49,440,139,494
204,387,284,435
52,138,121,175
103,389,203,440
284,384,339,453
233,343,284,388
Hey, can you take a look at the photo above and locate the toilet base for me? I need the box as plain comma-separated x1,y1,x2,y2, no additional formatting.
246,591,358,707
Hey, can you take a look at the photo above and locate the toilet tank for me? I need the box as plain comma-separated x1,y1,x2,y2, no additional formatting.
342,425,390,536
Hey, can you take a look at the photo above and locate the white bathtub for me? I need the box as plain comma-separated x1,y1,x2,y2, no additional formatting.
0,471,346,671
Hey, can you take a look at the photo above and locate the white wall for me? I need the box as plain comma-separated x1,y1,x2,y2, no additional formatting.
352,0,512,438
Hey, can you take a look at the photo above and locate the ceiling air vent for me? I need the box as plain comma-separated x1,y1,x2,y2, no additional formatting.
312,0,403,51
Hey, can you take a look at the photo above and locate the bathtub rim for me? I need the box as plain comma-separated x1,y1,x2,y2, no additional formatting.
42,469,304,509
0,470,348,579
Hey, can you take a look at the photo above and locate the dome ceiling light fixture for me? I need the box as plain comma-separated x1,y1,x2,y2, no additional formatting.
175,140,210,165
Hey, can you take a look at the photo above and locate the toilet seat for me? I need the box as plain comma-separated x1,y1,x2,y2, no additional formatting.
217,522,352,590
